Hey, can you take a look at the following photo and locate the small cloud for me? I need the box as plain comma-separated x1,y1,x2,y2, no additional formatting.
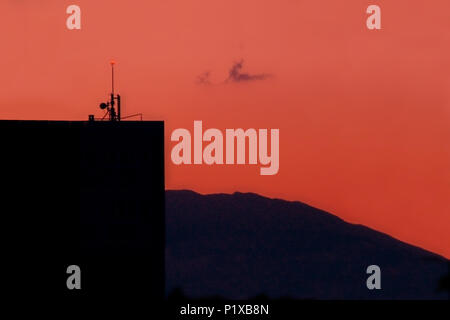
195,60,272,85
226,59,271,83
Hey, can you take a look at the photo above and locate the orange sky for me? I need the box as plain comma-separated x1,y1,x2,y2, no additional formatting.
1,0,449,258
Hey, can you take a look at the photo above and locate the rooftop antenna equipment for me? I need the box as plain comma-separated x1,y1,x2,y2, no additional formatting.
98,60,121,121
90,61,143,121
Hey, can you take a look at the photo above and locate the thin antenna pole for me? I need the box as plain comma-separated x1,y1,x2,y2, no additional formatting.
110,60,116,121
111,62,115,95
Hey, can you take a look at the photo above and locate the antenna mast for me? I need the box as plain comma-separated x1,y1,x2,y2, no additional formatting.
97,60,121,121
92,60,141,122
111,60,115,95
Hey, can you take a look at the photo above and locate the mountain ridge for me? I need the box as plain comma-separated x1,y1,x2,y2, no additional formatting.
167,189,446,260
165,189,448,299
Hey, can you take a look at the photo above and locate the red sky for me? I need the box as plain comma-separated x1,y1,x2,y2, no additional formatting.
1,0,449,258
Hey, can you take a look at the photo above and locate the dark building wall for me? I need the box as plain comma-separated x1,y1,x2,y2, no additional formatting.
1,120,165,303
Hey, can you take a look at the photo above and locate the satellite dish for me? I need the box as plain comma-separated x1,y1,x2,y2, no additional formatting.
100,102,108,110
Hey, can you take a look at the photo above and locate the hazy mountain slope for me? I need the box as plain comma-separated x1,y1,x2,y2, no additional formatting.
166,190,448,299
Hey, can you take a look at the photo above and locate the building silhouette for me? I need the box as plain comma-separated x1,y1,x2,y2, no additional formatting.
1,120,165,305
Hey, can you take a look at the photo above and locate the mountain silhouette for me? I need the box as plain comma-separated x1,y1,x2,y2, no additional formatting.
166,190,449,300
